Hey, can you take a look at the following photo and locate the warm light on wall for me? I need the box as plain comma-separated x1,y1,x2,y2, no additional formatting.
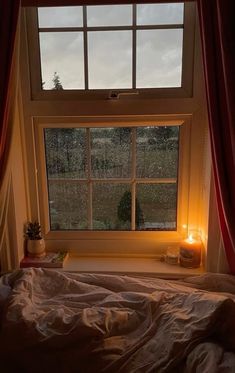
182,224,188,237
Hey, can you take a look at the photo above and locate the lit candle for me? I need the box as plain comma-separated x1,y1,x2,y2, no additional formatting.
179,234,201,268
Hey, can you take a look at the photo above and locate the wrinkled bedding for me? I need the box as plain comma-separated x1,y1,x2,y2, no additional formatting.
0,268,235,373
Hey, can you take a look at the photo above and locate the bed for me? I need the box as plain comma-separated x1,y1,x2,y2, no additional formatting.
0,268,235,372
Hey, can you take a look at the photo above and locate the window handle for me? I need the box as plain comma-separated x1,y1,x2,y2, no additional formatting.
108,90,139,100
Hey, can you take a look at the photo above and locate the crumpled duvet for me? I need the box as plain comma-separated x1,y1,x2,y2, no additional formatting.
0,268,235,373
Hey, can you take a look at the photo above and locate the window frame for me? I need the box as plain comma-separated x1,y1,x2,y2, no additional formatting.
25,2,196,100
20,2,207,257
34,116,191,249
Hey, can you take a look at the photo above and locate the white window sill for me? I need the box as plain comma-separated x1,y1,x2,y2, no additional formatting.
63,256,205,279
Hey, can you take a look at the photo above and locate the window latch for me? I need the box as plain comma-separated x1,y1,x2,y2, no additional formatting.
108,90,139,100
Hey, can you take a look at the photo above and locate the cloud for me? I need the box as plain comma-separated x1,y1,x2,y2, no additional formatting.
38,6,83,27
88,31,132,89
39,4,184,90
40,32,84,89
136,29,183,88
137,3,184,25
87,5,132,26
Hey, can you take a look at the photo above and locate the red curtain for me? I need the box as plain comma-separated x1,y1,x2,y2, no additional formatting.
0,0,20,187
197,0,235,274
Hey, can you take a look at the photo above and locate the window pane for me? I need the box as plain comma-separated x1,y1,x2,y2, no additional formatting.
137,3,184,25
44,128,87,179
39,32,84,89
92,183,131,230
136,126,179,178
44,126,180,232
38,7,83,28
87,5,132,26
48,181,88,230
136,29,183,88
88,31,132,89
136,184,177,230
91,128,131,178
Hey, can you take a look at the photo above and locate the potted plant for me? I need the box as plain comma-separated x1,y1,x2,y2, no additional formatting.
25,221,45,257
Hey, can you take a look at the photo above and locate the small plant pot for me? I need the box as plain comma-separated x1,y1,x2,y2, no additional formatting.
27,239,46,258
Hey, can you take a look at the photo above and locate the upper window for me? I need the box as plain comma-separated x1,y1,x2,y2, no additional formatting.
26,3,195,98
38,4,184,90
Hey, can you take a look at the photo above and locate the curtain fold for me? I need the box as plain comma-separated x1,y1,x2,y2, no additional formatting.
197,0,235,274
0,0,21,188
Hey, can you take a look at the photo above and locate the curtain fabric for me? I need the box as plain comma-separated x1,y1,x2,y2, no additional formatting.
0,0,20,187
197,0,235,274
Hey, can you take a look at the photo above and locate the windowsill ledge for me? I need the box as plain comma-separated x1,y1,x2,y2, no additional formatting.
63,256,205,279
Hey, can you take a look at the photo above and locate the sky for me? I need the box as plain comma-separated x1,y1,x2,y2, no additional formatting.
38,3,184,90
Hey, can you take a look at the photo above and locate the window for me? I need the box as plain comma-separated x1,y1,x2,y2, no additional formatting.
34,116,190,245
21,2,206,256
26,2,195,99
44,125,179,231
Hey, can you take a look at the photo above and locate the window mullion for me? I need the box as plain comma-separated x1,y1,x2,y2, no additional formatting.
131,128,136,230
87,128,92,229
83,6,89,90
38,24,183,33
136,178,177,184
132,4,137,89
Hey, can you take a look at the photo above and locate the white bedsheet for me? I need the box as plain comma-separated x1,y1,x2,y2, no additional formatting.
0,268,235,372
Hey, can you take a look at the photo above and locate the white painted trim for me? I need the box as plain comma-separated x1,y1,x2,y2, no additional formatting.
62,256,205,278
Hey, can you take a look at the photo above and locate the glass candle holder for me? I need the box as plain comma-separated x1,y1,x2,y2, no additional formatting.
166,247,179,265
179,234,201,268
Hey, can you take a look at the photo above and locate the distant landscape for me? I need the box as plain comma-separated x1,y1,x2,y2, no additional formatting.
45,126,179,231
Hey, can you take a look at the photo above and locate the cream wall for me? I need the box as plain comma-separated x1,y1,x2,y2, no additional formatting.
0,71,229,273
0,90,28,271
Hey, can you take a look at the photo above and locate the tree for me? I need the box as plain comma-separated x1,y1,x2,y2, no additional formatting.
117,191,144,229
52,72,63,90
